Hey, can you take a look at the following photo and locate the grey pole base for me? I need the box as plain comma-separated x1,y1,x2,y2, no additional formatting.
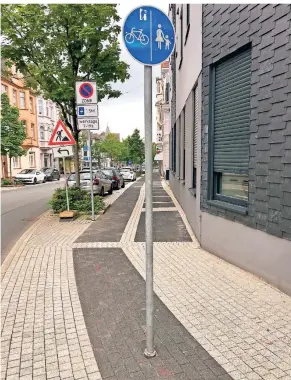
144,348,157,358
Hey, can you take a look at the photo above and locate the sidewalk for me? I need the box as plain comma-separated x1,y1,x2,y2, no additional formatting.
1,174,291,380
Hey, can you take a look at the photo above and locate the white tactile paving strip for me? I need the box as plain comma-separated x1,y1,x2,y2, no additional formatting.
2,177,291,380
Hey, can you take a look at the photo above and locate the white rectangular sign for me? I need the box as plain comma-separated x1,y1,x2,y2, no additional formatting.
52,146,74,158
78,118,99,130
77,104,98,118
75,81,97,104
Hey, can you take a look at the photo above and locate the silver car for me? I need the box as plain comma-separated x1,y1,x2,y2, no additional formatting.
67,170,113,196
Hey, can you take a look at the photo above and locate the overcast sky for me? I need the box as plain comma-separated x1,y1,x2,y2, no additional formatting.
98,2,169,140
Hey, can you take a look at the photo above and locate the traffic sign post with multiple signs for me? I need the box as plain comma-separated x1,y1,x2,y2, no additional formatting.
123,6,175,358
48,120,76,213
75,81,99,220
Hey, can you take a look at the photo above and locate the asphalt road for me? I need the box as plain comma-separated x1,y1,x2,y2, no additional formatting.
1,180,64,263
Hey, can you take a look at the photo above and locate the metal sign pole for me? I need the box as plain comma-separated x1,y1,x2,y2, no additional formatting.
144,65,156,358
88,130,95,220
63,155,70,211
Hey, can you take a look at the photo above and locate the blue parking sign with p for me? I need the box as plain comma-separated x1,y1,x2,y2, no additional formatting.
78,107,85,116
123,6,175,65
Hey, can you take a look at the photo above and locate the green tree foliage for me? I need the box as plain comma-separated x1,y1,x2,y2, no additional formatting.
98,133,122,166
1,4,130,185
1,93,26,178
152,142,157,162
127,129,145,165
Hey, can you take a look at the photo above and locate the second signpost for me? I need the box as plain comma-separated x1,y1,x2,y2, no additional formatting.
75,81,100,220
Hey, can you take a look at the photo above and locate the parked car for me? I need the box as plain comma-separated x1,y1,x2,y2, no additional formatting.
15,169,46,184
67,170,113,196
102,168,125,190
41,168,60,181
120,167,136,181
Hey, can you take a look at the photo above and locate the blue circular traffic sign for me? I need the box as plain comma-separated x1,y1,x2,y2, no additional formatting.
79,83,94,99
123,6,175,65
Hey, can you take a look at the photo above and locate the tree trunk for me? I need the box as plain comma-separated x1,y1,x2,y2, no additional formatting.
9,155,12,181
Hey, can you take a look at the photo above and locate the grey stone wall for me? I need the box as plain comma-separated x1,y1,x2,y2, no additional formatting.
201,4,291,241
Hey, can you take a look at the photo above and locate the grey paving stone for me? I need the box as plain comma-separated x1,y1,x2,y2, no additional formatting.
76,178,144,243
135,211,192,242
73,247,230,380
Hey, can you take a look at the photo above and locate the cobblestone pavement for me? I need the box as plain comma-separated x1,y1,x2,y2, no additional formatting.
2,174,291,380
1,182,135,380
73,174,291,380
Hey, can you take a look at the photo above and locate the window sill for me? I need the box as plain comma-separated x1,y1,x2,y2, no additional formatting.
184,24,190,45
207,200,248,215
188,188,196,197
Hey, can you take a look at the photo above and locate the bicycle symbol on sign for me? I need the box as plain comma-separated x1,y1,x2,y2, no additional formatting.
125,28,149,45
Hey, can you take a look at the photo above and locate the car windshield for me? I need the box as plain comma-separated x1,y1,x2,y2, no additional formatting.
19,169,35,174
103,170,113,176
44,169,53,173
121,168,131,172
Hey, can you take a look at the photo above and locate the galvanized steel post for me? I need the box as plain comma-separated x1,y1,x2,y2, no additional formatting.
144,65,156,358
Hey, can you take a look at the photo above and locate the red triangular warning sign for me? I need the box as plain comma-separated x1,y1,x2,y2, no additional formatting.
48,120,76,146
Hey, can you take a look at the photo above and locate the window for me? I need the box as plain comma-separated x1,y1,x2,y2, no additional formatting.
38,99,43,115
165,83,170,103
31,123,35,139
50,106,53,120
29,97,33,113
172,123,176,172
13,156,21,168
20,92,25,108
209,46,251,206
29,152,35,167
46,104,49,116
1,84,8,94
180,109,186,180
192,85,198,188
179,6,183,68
40,126,45,140
12,90,17,106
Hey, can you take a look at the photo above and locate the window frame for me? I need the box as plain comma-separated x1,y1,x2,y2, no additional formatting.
38,99,43,115
208,46,251,209
31,123,35,139
192,84,198,189
40,126,45,140
12,89,17,106
29,152,36,168
13,156,21,169
29,97,33,113
1,84,8,94
20,92,26,109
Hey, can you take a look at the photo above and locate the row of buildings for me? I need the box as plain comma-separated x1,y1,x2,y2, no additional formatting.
156,4,291,295
1,67,115,177
1,66,61,177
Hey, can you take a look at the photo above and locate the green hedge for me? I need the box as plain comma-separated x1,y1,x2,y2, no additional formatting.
49,187,105,214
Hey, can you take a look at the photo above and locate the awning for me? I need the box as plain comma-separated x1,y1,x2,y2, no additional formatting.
154,152,163,161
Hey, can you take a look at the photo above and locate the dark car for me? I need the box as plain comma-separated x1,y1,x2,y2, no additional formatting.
41,168,61,181
102,168,125,190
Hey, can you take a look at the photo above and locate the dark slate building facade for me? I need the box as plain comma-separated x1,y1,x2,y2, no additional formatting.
169,4,291,295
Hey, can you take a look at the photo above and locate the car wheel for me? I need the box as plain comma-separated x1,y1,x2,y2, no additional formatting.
108,185,113,195
33,178,37,185
100,187,105,197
